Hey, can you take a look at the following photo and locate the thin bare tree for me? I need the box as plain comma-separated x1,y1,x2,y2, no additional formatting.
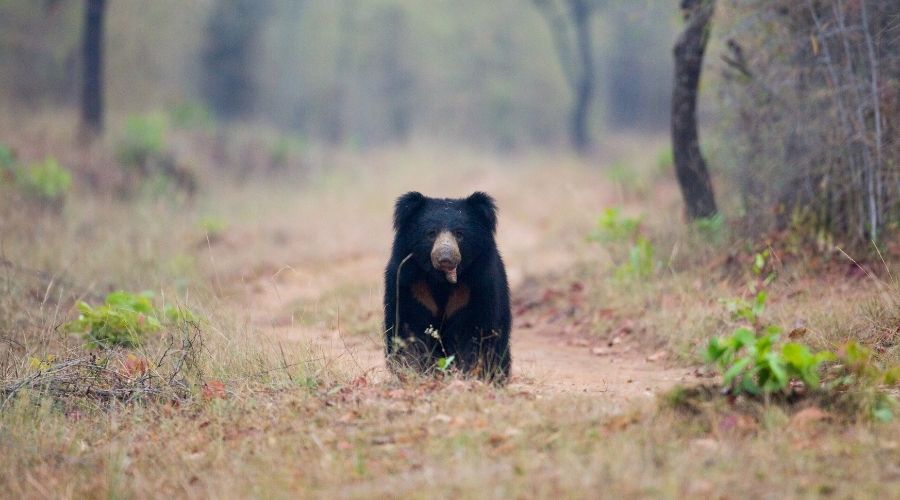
671,0,718,219
532,0,599,155
81,0,107,137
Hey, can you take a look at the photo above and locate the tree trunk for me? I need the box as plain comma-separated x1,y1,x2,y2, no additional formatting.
324,0,357,145
672,0,717,219
81,0,106,137
202,0,272,121
569,0,594,154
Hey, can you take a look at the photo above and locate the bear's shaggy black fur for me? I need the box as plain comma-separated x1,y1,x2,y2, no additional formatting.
384,191,511,382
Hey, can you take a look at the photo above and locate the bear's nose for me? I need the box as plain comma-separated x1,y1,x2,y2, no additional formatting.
433,246,459,269
431,231,462,271
431,231,462,284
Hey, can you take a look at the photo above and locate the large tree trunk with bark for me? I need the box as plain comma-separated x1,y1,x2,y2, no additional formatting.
81,0,106,137
672,0,717,219
569,0,594,154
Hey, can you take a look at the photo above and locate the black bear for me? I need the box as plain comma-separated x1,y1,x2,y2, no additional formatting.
384,191,511,383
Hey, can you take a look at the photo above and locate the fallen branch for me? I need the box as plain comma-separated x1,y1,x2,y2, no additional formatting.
1,324,203,410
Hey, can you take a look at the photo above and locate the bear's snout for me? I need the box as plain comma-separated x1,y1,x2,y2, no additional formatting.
431,230,461,283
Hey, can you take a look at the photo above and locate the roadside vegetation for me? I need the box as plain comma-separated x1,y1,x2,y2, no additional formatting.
1,118,898,497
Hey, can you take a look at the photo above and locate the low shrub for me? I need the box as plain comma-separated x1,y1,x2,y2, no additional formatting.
198,216,229,241
115,112,197,195
116,112,168,168
0,144,15,176
15,157,72,206
615,236,656,280
65,291,200,349
168,101,215,131
588,208,641,243
66,291,162,348
705,325,835,396
703,251,899,419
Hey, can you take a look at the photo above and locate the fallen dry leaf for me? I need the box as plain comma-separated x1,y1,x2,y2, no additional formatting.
717,412,758,435
789,327,808,339
387,389,406,399
611,320,635,337
202,380,227,401
603,413,639,433
430,414,452,424
488,433,507,447
121,353,149,378
646,350,668,362
690,438,719,452
446,379,470,392
790,407,830,430
449,416,468,429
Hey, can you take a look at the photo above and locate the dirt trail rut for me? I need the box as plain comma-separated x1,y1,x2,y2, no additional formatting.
241,258,692,403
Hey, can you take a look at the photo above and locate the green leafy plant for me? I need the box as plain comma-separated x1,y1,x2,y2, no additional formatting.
163,304,201,325
198,216,229,239
616,237,656,280
692,213,726,243
16,157,72,204
751,249,777,280
270,135,307,169
656,147,673,172
720,250,776,324
588,208,641,243
706,255,835,397
588,208,656,281
436,355,456,374
117,112,168,168
65,291,200,349
66,291,162,348
705,326,835,396
827,341,900,421
706,253,898,419
0,144,15,177
168,101,214,130
114,112,196,196
605,161,646,195
722,291,768,324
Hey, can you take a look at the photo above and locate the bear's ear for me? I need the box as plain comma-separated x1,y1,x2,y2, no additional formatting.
393,191,427,230
466,191,497,233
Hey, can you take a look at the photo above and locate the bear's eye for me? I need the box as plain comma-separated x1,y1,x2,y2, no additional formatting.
426,230,438,240
453,230,464,241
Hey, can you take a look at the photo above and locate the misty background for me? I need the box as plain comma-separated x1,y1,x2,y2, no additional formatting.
0,0,676,150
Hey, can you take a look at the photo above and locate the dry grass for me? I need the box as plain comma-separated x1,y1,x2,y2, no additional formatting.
3,377,898,499
1,136,899,498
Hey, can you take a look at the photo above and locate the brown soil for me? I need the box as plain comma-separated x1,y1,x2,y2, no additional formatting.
237,254,692,404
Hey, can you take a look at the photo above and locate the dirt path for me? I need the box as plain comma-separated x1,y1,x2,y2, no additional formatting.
238,258,692,403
